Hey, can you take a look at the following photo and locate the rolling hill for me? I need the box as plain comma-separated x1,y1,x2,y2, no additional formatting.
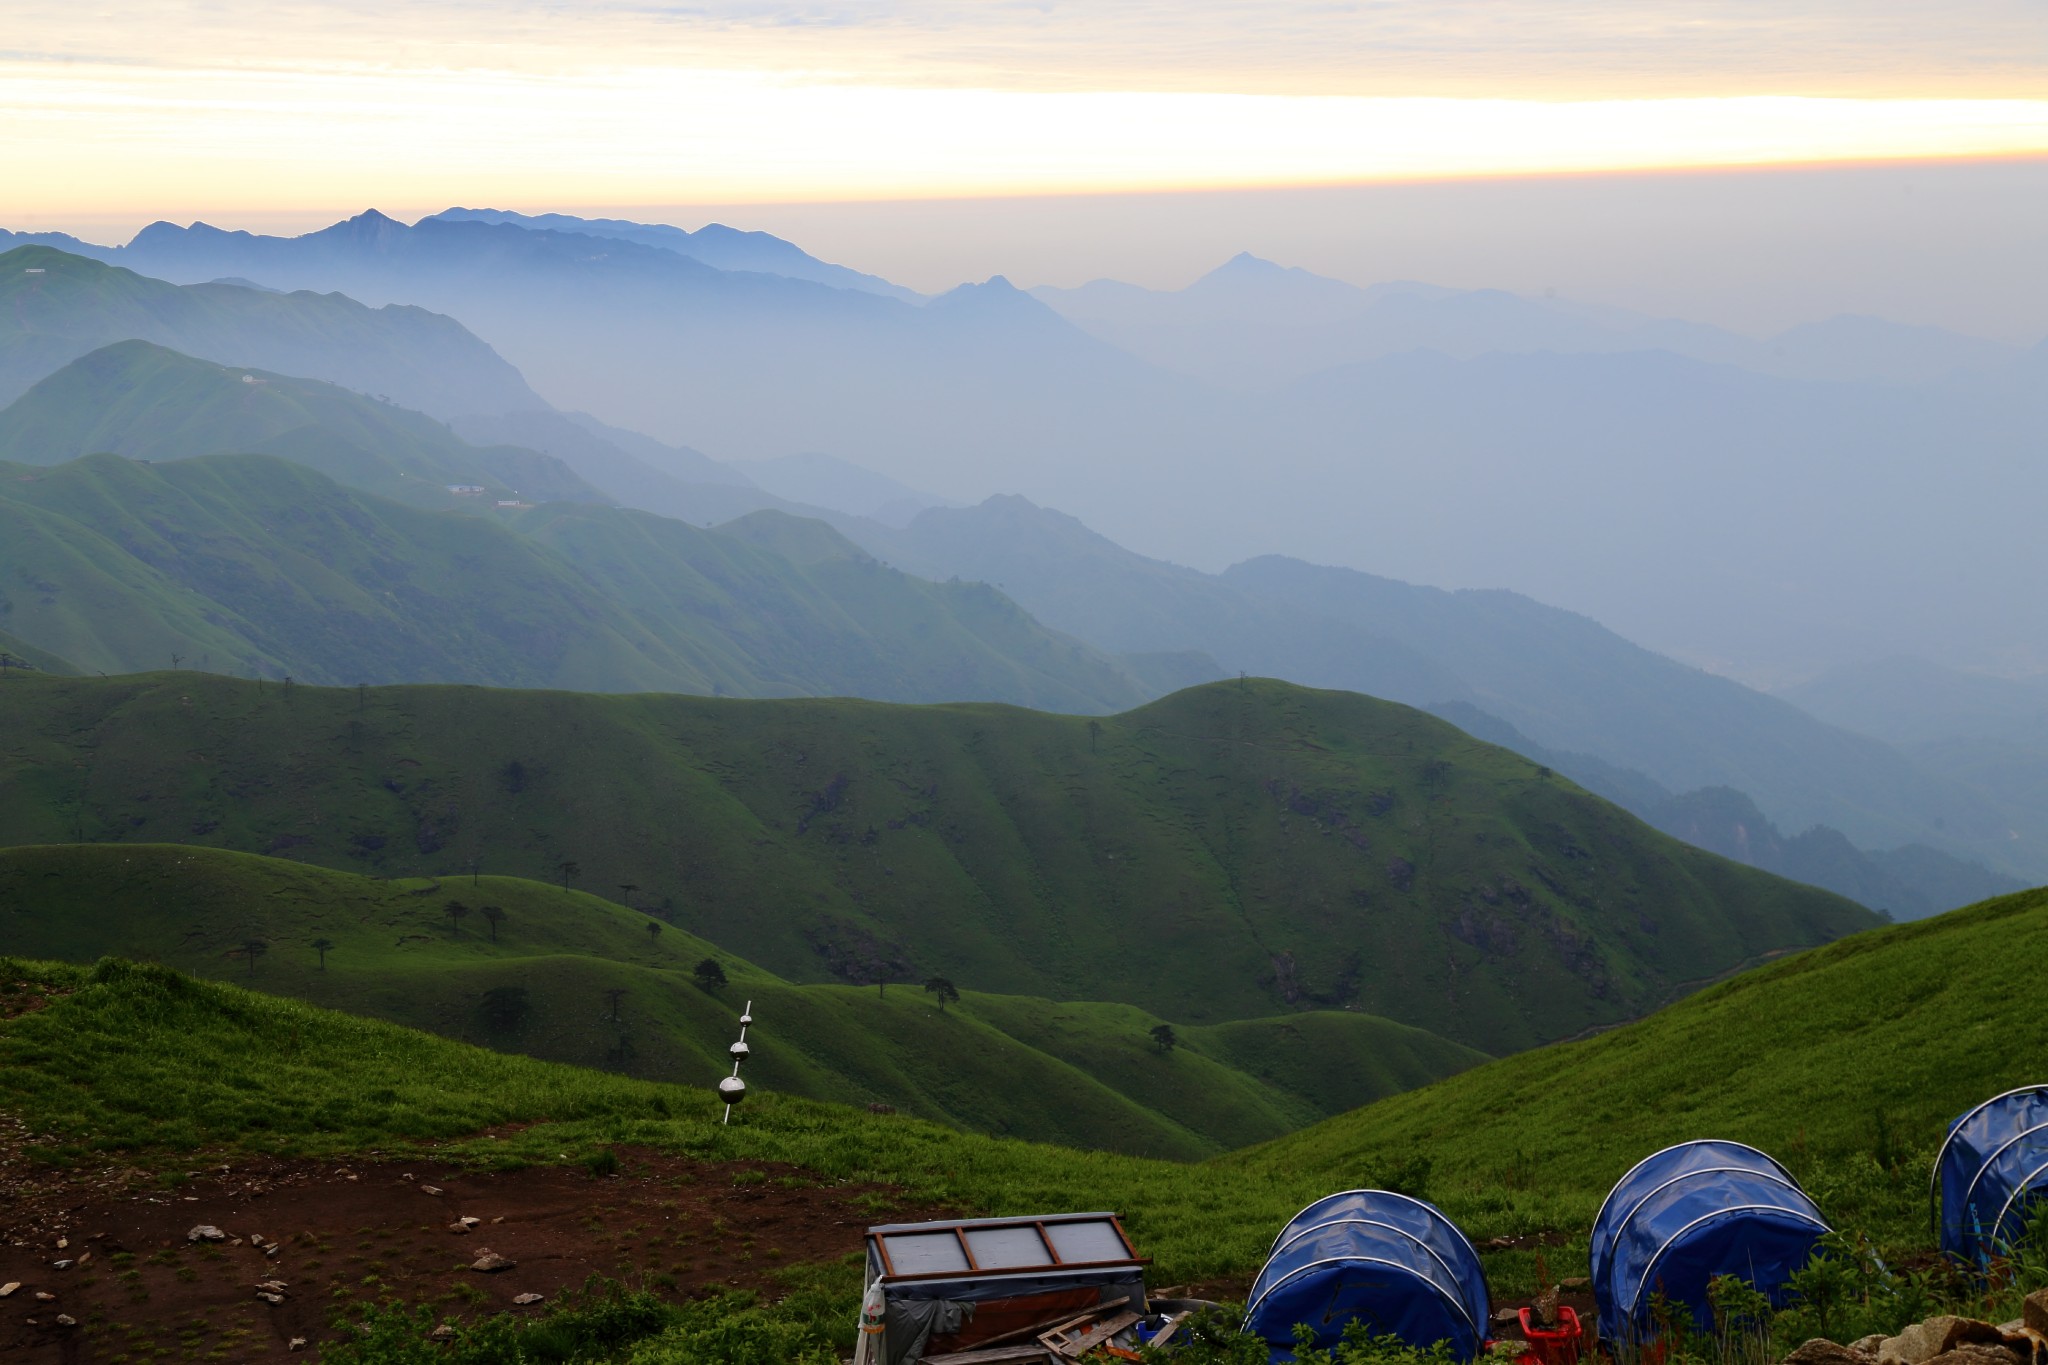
0,243,544,418
0,672,1876,1055
0,843,1482,1158
0,339,602,508
0,451,1149,709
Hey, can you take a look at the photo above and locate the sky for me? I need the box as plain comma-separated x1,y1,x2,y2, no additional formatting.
6,2,2047,334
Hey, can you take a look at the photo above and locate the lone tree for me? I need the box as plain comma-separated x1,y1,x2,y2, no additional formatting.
617,883,638,910
311,937,335,971
443,899,471,936
645,920,663,944
480,985,531,1032
1149,1023,1178,1053
603,987,627,1023
924,977,960,1010
693,958,727,992
240,938,268,978
1087,719,1103,753
479,905,505,942
557,860,580,891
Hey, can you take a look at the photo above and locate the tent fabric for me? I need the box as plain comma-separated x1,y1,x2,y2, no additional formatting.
1244,1190,1489,1362
1932,1085,2048,1267
1590,1140,1830,1340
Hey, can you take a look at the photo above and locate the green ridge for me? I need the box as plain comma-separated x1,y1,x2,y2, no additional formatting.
0,672,1875,1054
0,843,1481,1157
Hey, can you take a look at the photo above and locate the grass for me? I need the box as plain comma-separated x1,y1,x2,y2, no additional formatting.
0,672,1874,1056
2,883,2045,1359
0,842,1483,1157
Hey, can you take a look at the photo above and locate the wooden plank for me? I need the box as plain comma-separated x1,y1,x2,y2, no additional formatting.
920,1346,1055,1364
1147,1312,1190,1348
1040,1309,1144,1359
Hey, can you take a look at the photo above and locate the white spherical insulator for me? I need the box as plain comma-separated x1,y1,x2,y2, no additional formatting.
739,1013,753,1025
729,1041,751,1060
717,1075,747,1103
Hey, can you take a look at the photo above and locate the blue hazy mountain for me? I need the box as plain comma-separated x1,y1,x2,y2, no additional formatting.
426,207,922,302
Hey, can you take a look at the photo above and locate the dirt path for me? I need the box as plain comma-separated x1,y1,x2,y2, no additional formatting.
0,1143,940,1362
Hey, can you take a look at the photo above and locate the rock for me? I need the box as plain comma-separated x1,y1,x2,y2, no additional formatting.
50,1259,71,1270
469,1249,515,1273
187,1224,226,1242
2029,1292,2048,1337
429,1324,456,1341
0,1283,17,1298
448,1221,473,1234
55,1314,76,1327
34,1291,55,1302
1925,1346,2023,1365
257,1291,284,1305
421,1185,443,1196
1786,1340,1876,1365
288,1338,307,1352
55,1238,67,1249
74,1252,90,1268
257,1280,288,1293
457,1216,481,1227
1560,1277,1590,1290
264,1244,281,1258
1856,1339,1891,1358
513,1292,545,1305
1885,1319,2010,1365
229,1238,244,1247
1490,1308,1523,1329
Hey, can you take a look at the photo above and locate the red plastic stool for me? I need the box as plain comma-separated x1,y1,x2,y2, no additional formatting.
1517,1305,1584,1365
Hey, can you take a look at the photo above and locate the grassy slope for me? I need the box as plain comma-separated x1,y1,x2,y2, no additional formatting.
0,453,1148,709
2,885,2044,1294
0,243,542,419
0,843,1481,1158
1232,883,2048,1252
0,627,76,674
0,339,596,507
0,672,1874,1055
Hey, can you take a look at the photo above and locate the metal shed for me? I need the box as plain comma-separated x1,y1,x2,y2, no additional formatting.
860,1212,1149,1364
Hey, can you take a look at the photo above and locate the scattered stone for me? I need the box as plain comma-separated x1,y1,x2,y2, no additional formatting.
1924,1346,2023,1365
1884,1319,2010,1365
1490,1308,1522,1330
2028,1291,2048,1337
458,1216,481,1227
264,1244,282,1258
1559,1277,1590,1290
469,1249,515,1273
513,1292,544,1305
50,1259,71,1270
34,1291,55,1302
448,1221,473,1235
74,1251,90,1269
257,1291,284,1305
54,1237,67,1250
288,1338,307,1352
0,1283,18,1298
257,1280,288,1293
1855,1338,1891,1358
429,1324,457,1341
1786,1339,1876,1365
187,1224,227,1242
55,1314,76,1327
491,1216,504,1224
249,1234,267,1247
400,1173,415,1182
421,1185,444,1196
229,1237,244,1247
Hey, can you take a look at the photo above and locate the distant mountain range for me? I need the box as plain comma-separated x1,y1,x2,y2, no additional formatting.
1,231,2036,918
18,209,2042,687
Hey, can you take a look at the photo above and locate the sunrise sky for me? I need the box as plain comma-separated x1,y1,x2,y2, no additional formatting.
8,1,2047,220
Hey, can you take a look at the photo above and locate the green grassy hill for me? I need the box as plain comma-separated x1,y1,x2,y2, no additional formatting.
0,453,1149,708
0,627,74,673
0,842,1482,1157
2,882,2044,1306
0,672,1875,1054
0,243,543,419
0,339,599,507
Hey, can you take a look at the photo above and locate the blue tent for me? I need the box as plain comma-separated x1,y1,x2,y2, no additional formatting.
1243,1190,1489,1363
1590,1140,1830,1342
1931,1085,2048,1267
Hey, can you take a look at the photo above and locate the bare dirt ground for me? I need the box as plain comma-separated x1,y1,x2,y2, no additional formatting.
0,1137,942,1363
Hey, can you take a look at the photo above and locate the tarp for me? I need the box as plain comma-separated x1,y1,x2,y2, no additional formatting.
1244,1190,1489,1362
1932,1085,2048,1267
1590,1140,1830,1341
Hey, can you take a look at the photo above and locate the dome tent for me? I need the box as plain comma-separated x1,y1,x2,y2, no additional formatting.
1931,1084,2048,1268
1243,1190,1489,1362
1590,1140,1830,1343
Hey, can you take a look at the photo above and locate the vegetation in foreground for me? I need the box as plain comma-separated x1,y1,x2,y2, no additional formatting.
0,884,2041,1361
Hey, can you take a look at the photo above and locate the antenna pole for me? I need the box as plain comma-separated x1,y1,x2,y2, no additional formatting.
722,1000,754,1125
